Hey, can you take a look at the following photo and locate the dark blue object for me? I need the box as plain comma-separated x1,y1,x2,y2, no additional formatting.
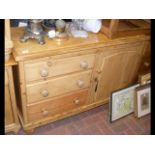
10,19,28,27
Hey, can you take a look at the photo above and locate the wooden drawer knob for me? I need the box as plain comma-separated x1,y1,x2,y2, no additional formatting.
41,109,49,116
40,68,49,77
41,89,49,97
74,99,80,105
80,61,88,69
77,80,85,88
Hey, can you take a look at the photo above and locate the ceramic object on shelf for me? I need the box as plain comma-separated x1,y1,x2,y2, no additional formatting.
72,19,85,30
65,22,88,38
48,30,56,38
55,19,66,33
83,19,102,33
71,30,88,38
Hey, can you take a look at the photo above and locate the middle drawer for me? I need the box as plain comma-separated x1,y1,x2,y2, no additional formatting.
26,70,92,104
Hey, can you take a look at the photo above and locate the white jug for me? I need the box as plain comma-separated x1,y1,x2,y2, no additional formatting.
83,19,102,33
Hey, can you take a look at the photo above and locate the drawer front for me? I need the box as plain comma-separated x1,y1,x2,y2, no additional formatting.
24,54,96,82
26,70,92,103
27,89,88,122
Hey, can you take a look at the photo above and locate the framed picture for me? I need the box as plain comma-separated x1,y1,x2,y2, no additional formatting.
110,83,139,122
138,72,151,85
135,83,151,118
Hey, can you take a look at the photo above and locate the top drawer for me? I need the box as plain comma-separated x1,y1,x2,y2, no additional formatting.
24,54,96,82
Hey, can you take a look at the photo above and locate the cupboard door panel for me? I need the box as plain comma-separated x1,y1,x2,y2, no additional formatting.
122,51,142,87
95,52,127,102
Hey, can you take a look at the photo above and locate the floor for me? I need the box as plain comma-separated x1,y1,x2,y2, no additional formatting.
7,104,150,135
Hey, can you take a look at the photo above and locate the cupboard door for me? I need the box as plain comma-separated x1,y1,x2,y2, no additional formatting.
95,52,127,102
121,50,142,87
94,44,143,103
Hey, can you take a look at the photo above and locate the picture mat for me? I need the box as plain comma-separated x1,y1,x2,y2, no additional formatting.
110,84,139,122
137,86,150,117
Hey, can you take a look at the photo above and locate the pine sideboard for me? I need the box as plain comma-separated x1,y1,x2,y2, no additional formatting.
11,27,150,133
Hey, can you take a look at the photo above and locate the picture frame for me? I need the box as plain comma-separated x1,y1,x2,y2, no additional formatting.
135,83,151,118
110,83,140,122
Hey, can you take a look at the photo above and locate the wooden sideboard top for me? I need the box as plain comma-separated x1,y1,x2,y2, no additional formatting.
11,27,150,61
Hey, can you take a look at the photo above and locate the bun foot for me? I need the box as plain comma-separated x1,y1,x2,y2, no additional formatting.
25,128,34,135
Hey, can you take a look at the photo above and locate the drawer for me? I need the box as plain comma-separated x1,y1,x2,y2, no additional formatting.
26,70,92,103
24,54,96,82
27,89,88,122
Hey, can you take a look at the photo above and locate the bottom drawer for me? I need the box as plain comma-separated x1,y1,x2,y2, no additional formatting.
27,89,88,122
